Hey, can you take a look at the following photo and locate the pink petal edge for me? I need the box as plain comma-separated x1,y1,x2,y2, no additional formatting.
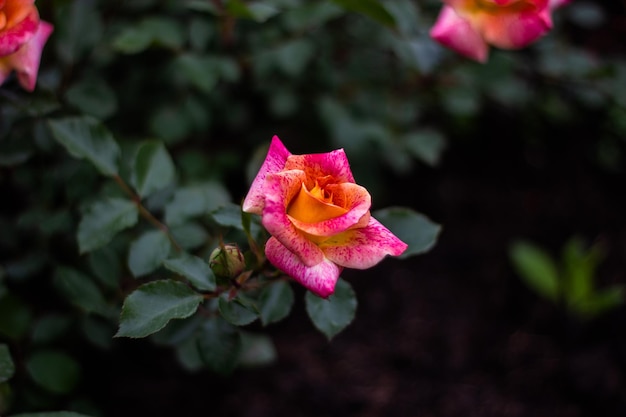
242,135,291,214
0,6,39,57
284,148,356,185
429,6,489,63
479,10,551,49
265,237,342,298
262,170,326,267
14,20,53,91
0,20,53,91
321,217,408,269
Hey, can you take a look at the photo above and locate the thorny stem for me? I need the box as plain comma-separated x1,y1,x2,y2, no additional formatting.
113,175,183,253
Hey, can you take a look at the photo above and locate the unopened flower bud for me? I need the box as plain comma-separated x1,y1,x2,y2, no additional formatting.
209,244,246,278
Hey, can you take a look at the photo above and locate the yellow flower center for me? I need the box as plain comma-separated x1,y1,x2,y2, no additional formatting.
287,179,348,223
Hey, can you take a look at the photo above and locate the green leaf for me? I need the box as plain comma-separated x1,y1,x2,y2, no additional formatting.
404,129,447,167
48,116,121,177
54,267,112,318
131,141,176,198
26,350,81,394
330,0,396,27
239,332,277,368
305,278,357,340
174,336,204,372
282,2,343,32
111,26,152,54
0,293,32,340
241,210,252,237
54,0,103,64
218,296,258,326
576,286,624,317
116,280,204,338
384,0,420,36
258,280,294,326
273,38,315,77
31,315,72,345
163,253,216,292
174,54,220,93
373,207,441,258
210,203,244,229
391,34,443,75
187,1,220,14
88,247,122,289
566,2,606,29
189,17,214,52
127,230,172,277
562,236,602,303
170,222,208,250
226,0,280,22
509,241,560,302
164,182,231,226
81,315,116,350
112,17,185,54
77,198,139,254
196,317,242,375
0,344,15,383
148,105,192,144
141,17,185,49
151,314,203,347
65,77,118,120
3,251,47,281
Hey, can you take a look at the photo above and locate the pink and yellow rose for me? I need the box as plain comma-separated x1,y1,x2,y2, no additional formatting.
429,0,570,62
243,136,407,298
0,0,53,91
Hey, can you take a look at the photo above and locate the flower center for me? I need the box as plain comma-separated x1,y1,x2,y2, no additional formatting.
0,12,6,30
473,0,539,12
287,178,348,223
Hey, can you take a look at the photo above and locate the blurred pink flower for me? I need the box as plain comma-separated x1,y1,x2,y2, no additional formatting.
0,0,53,91
243,136,407,298
430,0,570,62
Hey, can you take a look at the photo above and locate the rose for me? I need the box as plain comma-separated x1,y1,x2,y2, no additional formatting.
243,136,407,298
0,0,53,91
429,0,570,63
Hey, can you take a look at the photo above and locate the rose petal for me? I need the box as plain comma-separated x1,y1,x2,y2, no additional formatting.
262,170,326,267
321,217,408,269
265,237,341,298
442,0,474,8
0,19,53,91
0,3,39,56
478,9,551,49
284,148,356,188
14,20,52,91
430,6,489,63
287,182,348,224
242,135,291,215
549,0,570,9
288,182,372,237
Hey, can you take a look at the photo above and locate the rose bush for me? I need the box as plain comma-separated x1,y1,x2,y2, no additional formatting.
0,0,53,90
429,0,569,62
243,136,408,298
